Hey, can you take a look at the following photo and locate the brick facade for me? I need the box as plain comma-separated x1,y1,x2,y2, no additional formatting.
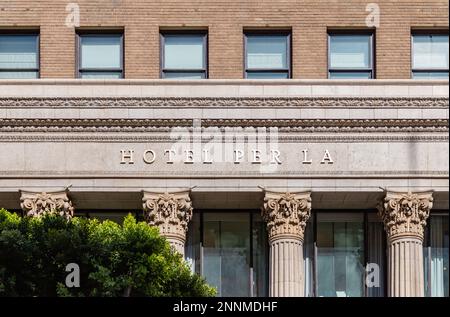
0,0,448,79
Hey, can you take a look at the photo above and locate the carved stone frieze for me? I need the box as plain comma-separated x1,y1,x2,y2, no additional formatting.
0,97,448,108
0,118,447,133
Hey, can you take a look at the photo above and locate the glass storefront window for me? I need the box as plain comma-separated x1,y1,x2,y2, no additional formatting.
316,213,365,297
425,213,449,297
185,211,268,297
304,212,386,297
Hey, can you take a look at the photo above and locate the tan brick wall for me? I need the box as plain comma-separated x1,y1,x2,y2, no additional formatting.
0,0,448,79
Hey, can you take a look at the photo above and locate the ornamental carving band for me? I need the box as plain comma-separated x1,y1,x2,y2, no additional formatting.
378,191,433,240
262,191,312,242
142,191,193,241
20,190,74,220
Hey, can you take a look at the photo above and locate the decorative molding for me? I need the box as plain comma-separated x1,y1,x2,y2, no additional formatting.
378,191,433,241
2,170,448,178
142,191,193,246
0,97,448,108
0,118,447,133
0,134,447,143
262,191,312,242
19,190,74,219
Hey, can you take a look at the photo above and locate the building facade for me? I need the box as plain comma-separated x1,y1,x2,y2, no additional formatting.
0,0,448,297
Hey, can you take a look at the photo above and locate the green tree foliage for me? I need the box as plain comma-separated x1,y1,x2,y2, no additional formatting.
0,209,215,297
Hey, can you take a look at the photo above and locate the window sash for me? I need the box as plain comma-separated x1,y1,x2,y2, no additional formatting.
412,34,449,71
77,33,124,78
160,33,208,78
244,32,291,78
0,34,39,78
328,33,374,79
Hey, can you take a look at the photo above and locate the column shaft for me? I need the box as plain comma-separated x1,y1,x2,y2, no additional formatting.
379,191,433,297
262,191,311,297
270,238,304,297
388,237,424,297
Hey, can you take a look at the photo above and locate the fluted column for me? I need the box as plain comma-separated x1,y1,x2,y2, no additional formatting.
20,190,74,219
142,191,193,256
378,191,433,297
262,191,311,297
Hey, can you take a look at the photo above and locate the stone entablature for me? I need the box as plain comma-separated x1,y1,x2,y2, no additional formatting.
19,190,74,219
378,191,433,241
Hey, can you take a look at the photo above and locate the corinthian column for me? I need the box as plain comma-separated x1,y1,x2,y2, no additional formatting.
20,190,74,219
142,191,193,256
378,191,433,297
262,191,311,297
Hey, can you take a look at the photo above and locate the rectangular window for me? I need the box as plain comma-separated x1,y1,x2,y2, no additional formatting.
0,33,39,79
412,33,449,79
303,211,386,297
77,32,123,78
185,211,269,297
424,213,449,297
244,32,291,79
161,32,207,79
328,32,374,79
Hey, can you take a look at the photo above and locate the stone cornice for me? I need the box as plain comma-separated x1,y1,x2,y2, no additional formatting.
0,118,447,133
0,96,448,108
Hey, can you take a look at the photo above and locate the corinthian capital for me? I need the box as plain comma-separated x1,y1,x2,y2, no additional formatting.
142,191,193,242
262,191,312,242
20,190,74,219
378,191,433,241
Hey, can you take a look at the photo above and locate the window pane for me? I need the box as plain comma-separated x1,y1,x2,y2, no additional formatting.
0,71,38,79
317,213,365,297
413,71,449,79
367,214,386,297
428,215,449,297
247,35,288,69
164,35,204,69
329,71,372,79
252,213,269,297
0,35,38,69
246,71,289,79
203,213,250,297
330,35,371,69
80,36,121,69
80,71,122,79
163,72,205,79
413,35,449,69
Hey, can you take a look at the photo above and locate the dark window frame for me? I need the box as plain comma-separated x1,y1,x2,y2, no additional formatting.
411,30,449,79
327,30,375,79
243,30,292,79
311,209,386,297
76,30,124,79
160,30,208,79
0,30,40,78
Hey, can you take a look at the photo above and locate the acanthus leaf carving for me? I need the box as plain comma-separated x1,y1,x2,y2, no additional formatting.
262,191,312,242
20,190,74,220
142,191,193,243
378,191,433,241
